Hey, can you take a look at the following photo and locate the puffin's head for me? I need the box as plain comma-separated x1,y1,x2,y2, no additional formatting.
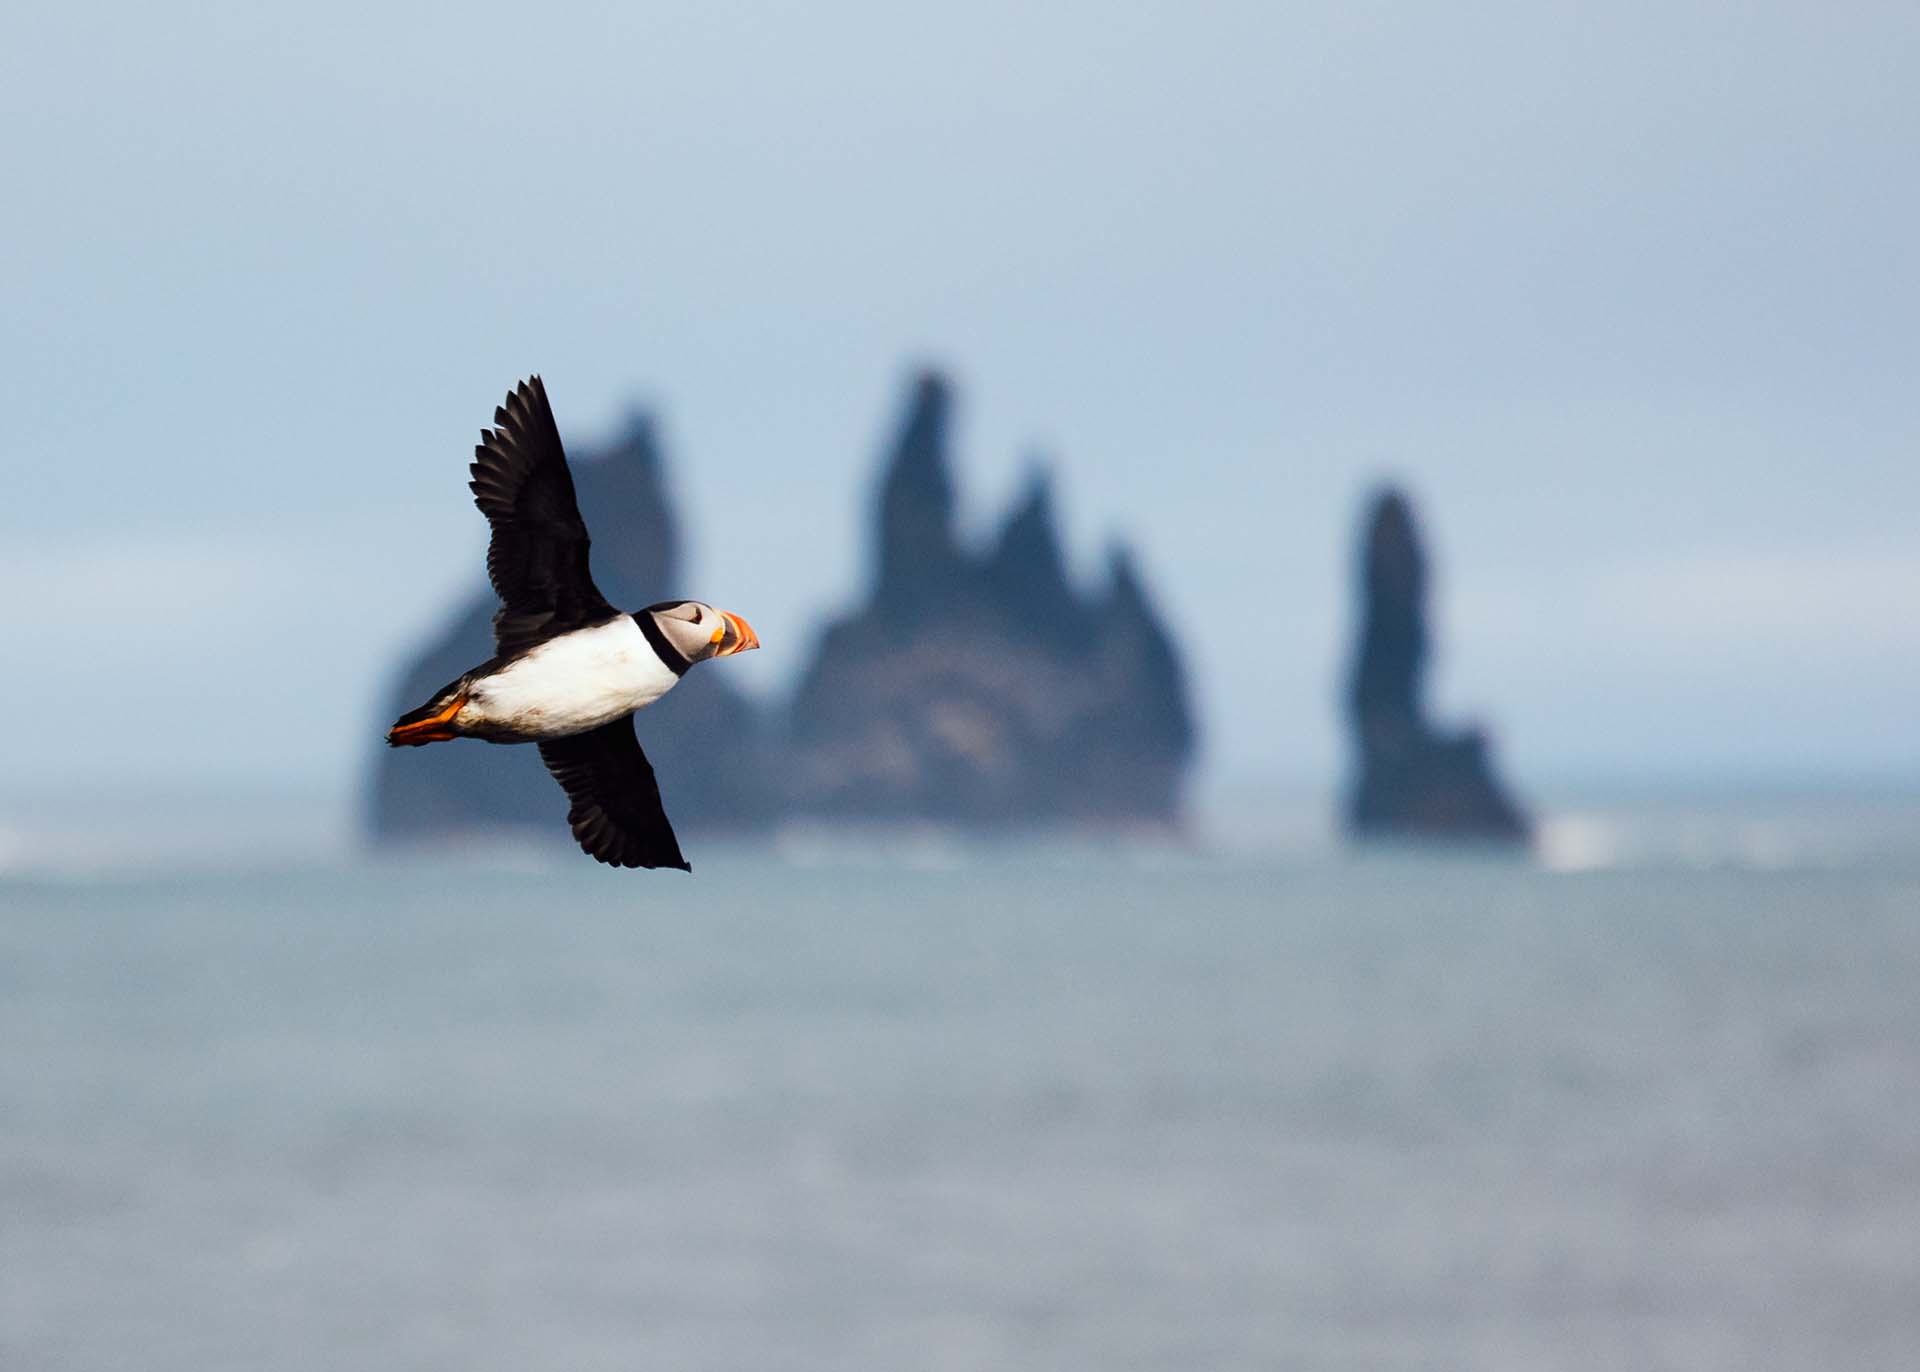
643,600,760,665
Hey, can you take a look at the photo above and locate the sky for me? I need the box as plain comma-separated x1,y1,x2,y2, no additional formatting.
3,1,1917,814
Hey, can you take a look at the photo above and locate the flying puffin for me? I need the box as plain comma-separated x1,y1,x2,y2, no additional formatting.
386,375,758,871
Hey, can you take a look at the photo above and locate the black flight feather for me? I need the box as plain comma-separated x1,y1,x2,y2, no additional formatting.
468,375,616,656
538,716,691,871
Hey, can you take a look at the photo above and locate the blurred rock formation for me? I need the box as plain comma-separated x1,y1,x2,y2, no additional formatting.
785,372,1196,826
367,372,1196,846
366,414,774,845
1345,487,1530,843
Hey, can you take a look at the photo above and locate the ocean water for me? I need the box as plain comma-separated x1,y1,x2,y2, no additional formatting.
3,829,1919,1370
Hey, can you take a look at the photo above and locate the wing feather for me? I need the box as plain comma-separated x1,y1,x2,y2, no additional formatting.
538,717,690,871
468,376,615,655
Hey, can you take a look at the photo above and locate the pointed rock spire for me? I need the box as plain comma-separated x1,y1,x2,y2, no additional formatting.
1103,542,1147,615
786,376,1196,826
986,463,1076,628
872,369,963,610
1345,485,1529,843
586,410,680,595
1349,488,1427,728
1098,541,1196,753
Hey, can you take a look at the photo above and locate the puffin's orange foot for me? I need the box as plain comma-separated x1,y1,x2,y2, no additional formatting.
386,693,468,747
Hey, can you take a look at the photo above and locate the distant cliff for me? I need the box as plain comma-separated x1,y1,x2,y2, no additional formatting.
366,414,774,844
785,372,1196,826
1345,488,1530,843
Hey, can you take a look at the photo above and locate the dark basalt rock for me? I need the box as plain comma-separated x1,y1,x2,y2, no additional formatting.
1345,487,1530,843
365,414,774,846
785,371,1196,826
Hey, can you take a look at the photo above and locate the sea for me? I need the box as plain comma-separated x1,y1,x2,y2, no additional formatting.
3,791,1918,1371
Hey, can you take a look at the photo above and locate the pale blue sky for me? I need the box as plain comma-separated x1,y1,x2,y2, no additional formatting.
4,2,1917,807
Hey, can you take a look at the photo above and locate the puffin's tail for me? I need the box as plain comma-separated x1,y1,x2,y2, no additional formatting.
386,684,469,748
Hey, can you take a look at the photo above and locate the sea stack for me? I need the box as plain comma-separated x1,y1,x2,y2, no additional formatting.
1345,487,1530,844
785,370,1196,826
366,412,773,846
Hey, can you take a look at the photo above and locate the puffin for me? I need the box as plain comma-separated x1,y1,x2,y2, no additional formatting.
386,375,758,871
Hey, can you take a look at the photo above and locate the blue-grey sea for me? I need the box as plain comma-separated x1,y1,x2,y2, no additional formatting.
4,803,1918,1370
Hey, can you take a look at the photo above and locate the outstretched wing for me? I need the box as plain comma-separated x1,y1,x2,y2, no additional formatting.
468,376,615,655
538,716,690,871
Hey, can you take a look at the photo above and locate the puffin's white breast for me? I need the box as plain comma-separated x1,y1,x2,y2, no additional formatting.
459,617,680,739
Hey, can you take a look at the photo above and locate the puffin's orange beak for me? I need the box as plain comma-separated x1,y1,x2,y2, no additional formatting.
713,611,759,657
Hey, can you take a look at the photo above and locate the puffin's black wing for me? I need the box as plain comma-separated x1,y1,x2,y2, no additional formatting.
468,376,616,656
538,716,690,871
